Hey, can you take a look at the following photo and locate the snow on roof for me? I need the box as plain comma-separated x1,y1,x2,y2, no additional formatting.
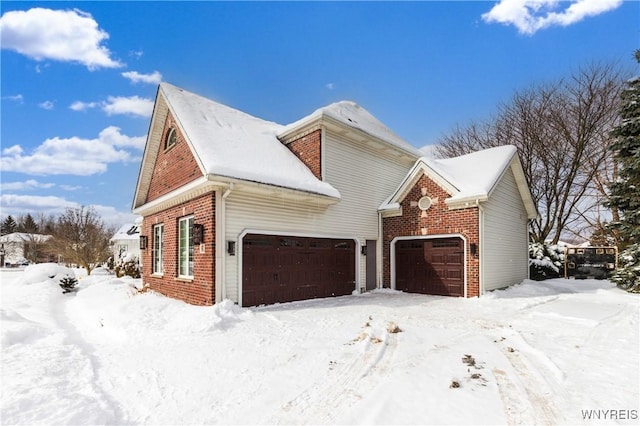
0,232,51,243
380,145,519,211
111,223,140,242
425,145,517,202
160,83,340,199
419,144,440,159
280,101,422,157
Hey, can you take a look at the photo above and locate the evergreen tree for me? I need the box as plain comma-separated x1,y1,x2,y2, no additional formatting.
19,213,39,233
1,216,18,235
605,50,640,291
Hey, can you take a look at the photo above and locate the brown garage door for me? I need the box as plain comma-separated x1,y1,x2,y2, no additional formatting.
395,237,464,297
242,234,356,307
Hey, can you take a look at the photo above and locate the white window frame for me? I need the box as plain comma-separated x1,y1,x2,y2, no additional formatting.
152,224,164,275
178,216,194,278
117,244,128,259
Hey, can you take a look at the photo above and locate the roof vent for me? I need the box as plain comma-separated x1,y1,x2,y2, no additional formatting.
418,196,432,211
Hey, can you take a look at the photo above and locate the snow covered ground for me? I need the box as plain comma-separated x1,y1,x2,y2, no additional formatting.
1,265,638,425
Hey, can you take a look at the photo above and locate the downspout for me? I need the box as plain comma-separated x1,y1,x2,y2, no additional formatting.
217,183,233,302
377,211,383,289
477,200,484,297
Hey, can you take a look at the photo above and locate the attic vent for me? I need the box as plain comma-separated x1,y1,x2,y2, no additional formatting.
418,196,432,211
165,127,177,150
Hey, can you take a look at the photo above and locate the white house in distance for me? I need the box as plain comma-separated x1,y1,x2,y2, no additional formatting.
110,218,142,263
132,83,538,307
0,232,52,266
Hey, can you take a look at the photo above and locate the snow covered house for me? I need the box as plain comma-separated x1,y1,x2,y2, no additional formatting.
133,83,537,306
0,232,52,266
110,220,142,262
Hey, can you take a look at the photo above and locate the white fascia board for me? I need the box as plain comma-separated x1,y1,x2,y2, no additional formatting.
510,158,539,220
132,176,224,216
384,160,458,209
444,195,487,210
133,87,166,210
218,175,340,205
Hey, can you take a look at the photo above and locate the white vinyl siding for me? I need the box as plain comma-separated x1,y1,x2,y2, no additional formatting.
178,216,194,278
152,224,164,274
223,129,415,303
481,167,529,292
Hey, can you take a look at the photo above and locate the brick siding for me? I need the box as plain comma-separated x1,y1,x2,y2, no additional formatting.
285,129,322,179
147,112,202,203
382,173,480,297
141,192,216,305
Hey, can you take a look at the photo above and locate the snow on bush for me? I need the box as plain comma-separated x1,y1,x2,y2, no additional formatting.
20,263,76,285
18,263,78,294
114,253,141,279
609,243,640,292
529,242,564,281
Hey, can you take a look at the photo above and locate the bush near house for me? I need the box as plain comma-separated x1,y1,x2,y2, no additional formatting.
529,242,564,281
114,253,141,279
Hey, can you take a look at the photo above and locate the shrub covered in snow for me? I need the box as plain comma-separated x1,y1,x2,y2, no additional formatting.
114,253,141,279
609,244,640,292
19,263,78,294
529,242,564,281
59,276,78,293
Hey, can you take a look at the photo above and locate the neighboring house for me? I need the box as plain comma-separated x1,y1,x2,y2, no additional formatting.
110,220,142,262
133,83,537,307
0,232,53,266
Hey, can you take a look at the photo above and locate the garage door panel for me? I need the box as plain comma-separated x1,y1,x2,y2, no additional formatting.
242,234,355,307
396,237,464,297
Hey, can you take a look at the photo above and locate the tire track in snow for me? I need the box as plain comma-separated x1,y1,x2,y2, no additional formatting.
492,329,563,425
269,325,399,424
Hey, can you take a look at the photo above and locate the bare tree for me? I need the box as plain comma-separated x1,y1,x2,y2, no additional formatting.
436,62,625,244
22,233,53,263
47,206,113,275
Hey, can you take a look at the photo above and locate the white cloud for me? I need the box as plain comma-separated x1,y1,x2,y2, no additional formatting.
0,126,146,176
70,96,154,118
2,145,24,156
0,194,133,227
0,179,55,191
38,100,54,110
129,50,144,59
102,96,154,117
2,94,24,103
91,204,138,228
0,194,78,216
59,184,84,191
482,0,623,35
122,70,163,85
0,7,122,70
325,83,336,90
98,125,147,150
69,100,100,112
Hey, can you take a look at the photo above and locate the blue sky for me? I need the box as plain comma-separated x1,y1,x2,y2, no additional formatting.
1,0,638,226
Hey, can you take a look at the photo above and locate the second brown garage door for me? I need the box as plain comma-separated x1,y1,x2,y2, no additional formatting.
395,237,464,297
242,234,356,307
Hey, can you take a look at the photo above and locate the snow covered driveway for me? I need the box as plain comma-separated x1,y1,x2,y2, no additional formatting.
1,267,638,425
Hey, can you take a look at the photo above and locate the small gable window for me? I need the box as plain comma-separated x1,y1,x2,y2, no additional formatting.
165,127,177,150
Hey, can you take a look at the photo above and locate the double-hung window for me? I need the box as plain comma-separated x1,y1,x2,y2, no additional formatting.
178,216,194,278
152,224,164,274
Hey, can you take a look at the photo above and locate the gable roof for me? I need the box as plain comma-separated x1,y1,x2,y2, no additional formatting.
278,101,422,159
134,83,340,210
381,145,538,218
110,223,141,242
